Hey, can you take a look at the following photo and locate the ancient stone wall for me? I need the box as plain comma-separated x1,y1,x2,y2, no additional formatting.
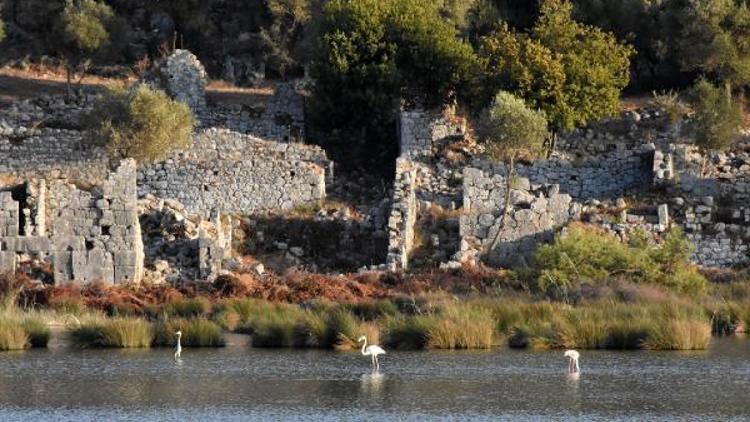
459,167,578,267
386,158,418,270
398,108,464,157
142,49,208,116
138,129,328,216
203,82,307,143
0,160,144,284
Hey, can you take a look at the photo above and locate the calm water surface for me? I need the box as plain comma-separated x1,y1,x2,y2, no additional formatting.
0,338,748,421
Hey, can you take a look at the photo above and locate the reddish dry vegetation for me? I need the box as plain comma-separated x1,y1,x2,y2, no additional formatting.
7,264,511,313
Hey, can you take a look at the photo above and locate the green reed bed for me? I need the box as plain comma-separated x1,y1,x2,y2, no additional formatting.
153,318,225,347
70,317,153,348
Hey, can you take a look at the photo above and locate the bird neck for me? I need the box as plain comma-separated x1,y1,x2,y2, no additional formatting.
177,336,181,347
360,339,367,355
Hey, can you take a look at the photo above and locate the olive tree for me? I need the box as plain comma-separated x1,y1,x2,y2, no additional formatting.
477,91,549,250
481,0,633,152
55,0,115,97
89,85,196,163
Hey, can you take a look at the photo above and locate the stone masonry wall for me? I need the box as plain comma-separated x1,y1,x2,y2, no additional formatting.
459,167,578,267
0,160,144,284
0,126,329,218
138,129,328,216
386,158,418,270
398,108,464,157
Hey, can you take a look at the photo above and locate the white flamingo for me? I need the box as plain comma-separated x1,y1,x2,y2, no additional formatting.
174,331,182,360
358,336,386,370
564,349,580,373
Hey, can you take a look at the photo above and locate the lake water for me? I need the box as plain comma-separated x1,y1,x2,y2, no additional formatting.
0,338,748,421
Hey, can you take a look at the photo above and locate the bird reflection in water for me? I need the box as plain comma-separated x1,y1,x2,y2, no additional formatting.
360,371,385,395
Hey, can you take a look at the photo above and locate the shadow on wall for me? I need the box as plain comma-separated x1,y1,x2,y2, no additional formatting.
245,216,388,273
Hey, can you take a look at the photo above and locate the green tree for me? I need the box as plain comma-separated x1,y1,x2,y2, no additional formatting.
89,85,196,163
262,0,313,78
311,0,480,127
481,0,633,150
55,0,115,97
0,20,5,43
477,91,549,247
669,0,750,93
691,78,743,161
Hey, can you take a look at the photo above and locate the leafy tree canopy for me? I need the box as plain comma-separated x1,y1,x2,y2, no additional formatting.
478,91,549,163
311,0,481,131
481,0,633,134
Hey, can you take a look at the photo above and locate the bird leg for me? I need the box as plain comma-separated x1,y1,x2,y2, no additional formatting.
375,355,379,371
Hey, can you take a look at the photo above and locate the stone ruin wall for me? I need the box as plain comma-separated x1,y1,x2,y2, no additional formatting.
0,128,329,219
0,160,144,284
385,158,418,271
394,106,750,270
138,129,328,216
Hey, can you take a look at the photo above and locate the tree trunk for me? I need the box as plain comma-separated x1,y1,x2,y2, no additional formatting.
546,132,558,159
66,65,73,101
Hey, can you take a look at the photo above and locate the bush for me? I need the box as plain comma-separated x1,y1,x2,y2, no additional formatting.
251,312,302,348
382,314,436,350
153,319,225,347
70,318,153,348
643,319,711,351
88,84,195,163
691,78,743,154
533,224,706,295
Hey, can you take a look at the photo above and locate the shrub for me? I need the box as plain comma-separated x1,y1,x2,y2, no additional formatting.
0,320,29,351
164,298,212,319
533,224,706,295
153,319,225,347
70,318,153,348
89,84,195,163
691,79,743,155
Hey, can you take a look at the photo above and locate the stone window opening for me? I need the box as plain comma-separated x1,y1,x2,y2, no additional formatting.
10,184,28,236
102,225,111,236
85,241,95,251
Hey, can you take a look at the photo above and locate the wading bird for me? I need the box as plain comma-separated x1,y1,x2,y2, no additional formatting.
358,336,386,370
564,349,580,373
174,331,182,360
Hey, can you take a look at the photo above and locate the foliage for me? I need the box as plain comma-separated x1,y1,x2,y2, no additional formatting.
480,0,633,134
262,0,313,77
477,91,549,162
0,19,5,43
59,0,113,53
89,84,195,163
690,78,743,153
153,319,225,347
71,317,153,348
310,0,481,131
533,224,707,295
671,0,750,91
163,297,212,319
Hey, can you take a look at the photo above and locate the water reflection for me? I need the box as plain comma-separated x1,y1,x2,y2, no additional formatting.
0,339,747,420
360,371,385,396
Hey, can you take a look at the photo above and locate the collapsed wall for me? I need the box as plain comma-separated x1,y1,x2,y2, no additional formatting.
0,160,144,284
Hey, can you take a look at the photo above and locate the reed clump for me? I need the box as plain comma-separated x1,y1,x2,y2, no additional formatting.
70,317,153,348
0,319,29,350
153,318,225,347
164,297,212,318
